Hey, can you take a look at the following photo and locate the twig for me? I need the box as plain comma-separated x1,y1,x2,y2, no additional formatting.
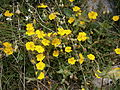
27,3,55,32
38,80,49,90
23,48,26,90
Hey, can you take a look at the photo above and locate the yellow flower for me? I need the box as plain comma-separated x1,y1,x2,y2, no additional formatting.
26,30,35,36
52,33,58,36
79,53,84,60
37,3,48,8
3,47,13,55
26,23,35,36
78,53,84,64
30,59,36,64
65,47,72,52
47,32,53,37
95,73,101,78
41,39,50,46
4,10,14,17
26,23,33,27
77,32,89,41
97,70,102,73
2,42,13,55
49,13,57,20
68,17,75,24
73,6,80,12
35,45,45,53
37,72,45,80
88,11,98,19
64,29,72,35
57,27,66,36
114,48,120,54
52,38,61,47
68,57,76,65
80,21,85,25
25,42,35,51
87,54,95,60
35,30,46,39
69,0,75,2
53,50,59,57
81,88,85,90
112,16,119,21
75,12,82,16
26,23,34,31
79,59,84,64
36,62,45,70
36,54,45,61
3,42,12,47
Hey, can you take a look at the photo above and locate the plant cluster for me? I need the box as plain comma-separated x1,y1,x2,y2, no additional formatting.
0,0,120,89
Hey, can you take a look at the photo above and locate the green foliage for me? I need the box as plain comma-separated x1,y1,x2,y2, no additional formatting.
0,0,120,90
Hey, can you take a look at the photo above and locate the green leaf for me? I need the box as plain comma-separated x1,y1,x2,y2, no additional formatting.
99,21,112,29
19,30,26,33
63,8,73,17
73,20,78,26
87,37,92,44
50,83,58,90
57,69,64,74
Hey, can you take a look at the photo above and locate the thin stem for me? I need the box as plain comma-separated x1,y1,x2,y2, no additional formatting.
23,48,26,90
54,0,69,29
27,3,54,32
0,60,3,90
